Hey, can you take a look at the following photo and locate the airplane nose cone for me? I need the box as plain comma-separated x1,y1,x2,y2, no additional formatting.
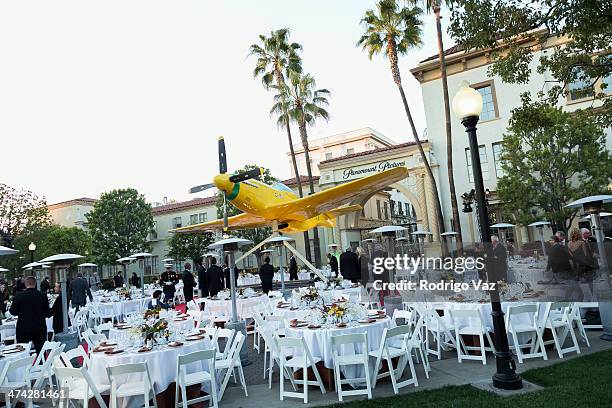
213,174,232,192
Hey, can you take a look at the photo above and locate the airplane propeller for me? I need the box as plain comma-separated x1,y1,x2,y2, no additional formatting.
188,136,264,232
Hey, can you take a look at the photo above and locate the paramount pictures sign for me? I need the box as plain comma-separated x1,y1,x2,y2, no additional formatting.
337,160,407,181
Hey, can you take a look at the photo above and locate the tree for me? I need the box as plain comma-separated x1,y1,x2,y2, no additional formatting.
0,184,51,247
357,0,446,248
249,28,314,263
167,232,213,266
86,188,154,265
216,165,277,268
448,0,612,125
497,96,612,232
412,0,464,254
272,72,330,267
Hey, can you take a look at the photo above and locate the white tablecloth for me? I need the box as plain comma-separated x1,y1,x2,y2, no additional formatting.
201,295,268,320
107,317,195,341
1,318,53,337
95,298,151,320
286,317,391,381
89,338,212,408
0,345,30,382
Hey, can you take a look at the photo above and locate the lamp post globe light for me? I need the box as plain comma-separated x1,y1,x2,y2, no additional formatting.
453,82,522,390
28,242,36,264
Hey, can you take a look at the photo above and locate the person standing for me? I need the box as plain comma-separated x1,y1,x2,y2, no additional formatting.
357,246,370,287
490,235,508,282
113,271,124,288
49,282,64,335
568,228,597,281
40,276,51,294
327,253,339,277
0,283,9,318
339,248,359,283
289,255,298,281
259,256,275,294
9,276,49,355
197,258,209,299
206,258,224,297
159,265,178,303
130,272,140,288
68,272,93,311
182,263,196,303
546,235,573,281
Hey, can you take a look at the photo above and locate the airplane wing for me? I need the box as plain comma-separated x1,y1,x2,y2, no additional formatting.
270,167,409,221
171,212,270,233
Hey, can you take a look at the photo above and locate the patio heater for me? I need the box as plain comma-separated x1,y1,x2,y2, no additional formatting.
38,253,84,351
395,237,408,257
565,195,612,341
22,261,43,289
411,230,432,257
440,232,458,256
131,253,152,295
528,221,550,257
208,236,253,365
369,225,406,315
116,257,136,288
79,262,97,289
267,236,295,292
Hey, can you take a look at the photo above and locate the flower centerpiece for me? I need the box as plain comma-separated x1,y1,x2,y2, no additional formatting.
139,319,170,344
115,287,131,300
323,303,347,324
328,276,344,288
300,287,320,306
143,307,161,320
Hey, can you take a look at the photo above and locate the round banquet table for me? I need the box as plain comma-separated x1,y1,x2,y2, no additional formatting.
107,316,195,342
89,338,212,408
1,317,53,338
95,297,151,320
285,317,391,383
201,294,268,320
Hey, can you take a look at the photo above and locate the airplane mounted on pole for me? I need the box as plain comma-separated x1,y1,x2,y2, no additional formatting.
171,136,409,281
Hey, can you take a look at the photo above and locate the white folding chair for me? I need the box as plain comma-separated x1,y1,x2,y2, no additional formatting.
331,333,372,401
405,315,431,380
277,336,326,403
216,332,248,401
186,300,199,313
107,362,159,408
212,328,235,361
569,302,590,346
391,309,414,327
96,322,114,334
543,302,581,358
0,324,16,345
83,329,107,353
258,327,297,390
422,307,456,360
31,345,65,406
370,325,417,394
0,354,35,408
505,304,547,363
53,364,110,408
72,309,89,341
449,308,495,365
60,345,90,369
175,349,217,408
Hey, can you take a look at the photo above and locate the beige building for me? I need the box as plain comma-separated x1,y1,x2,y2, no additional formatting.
47,198,97,229
288,127,396,178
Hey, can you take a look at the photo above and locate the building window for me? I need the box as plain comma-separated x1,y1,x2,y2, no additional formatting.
465,145,490,182
390,200,395,215
602,56,612,94
383,202,389,220
199,213,208,223
190,214,198,225
150,221,158,240
473,81,498,121
376,200,382,219
405,203,410,216
346,148,355,155
492,142,504,178
568,67,594,101
325,152,333,160
172,217,182,229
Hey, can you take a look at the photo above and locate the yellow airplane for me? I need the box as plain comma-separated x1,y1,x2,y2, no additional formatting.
172,137,409,234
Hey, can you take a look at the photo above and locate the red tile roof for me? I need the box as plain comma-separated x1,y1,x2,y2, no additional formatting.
47,197,97,209
151,196,218,214
419,44,464,63
281,176,321,187
319,141,427,165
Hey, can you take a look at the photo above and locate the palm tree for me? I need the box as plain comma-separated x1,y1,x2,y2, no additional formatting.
272,72,331,267
249,28,313,262
357,0,446,252
413,0,463,254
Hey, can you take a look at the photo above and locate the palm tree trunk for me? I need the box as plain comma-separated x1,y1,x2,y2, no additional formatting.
276,71,312,262
298,118,322,267
435,6,463,256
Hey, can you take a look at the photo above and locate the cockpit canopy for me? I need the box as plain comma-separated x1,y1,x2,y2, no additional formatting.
271,182,293,193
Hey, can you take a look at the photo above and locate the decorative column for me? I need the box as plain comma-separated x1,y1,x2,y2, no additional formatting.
416,174,430,234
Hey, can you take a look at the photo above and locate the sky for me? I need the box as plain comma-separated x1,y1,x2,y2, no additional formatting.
0,1,454,205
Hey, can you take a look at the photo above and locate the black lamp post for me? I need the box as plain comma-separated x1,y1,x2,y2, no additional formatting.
28,242,36,265
453,82,522,390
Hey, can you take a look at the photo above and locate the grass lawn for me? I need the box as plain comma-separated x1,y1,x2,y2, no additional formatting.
326,350,612,408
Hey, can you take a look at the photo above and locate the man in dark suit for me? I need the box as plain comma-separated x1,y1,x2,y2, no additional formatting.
182,263,196,303
546,235,573,280
222,264,238,289
259,257,274,294
197,257,208,299
68,272,93,311
9,276,49,355
289,255,298,281
113,271,124,288
339,248,360,283
49,282,64,334
328,253,339,277
159,266,179,303
489,235,508,282
40,276,51,294
206,258,224,297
